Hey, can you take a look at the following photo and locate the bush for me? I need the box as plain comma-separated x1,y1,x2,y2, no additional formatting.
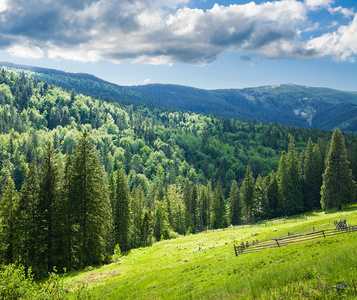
112,244,122,263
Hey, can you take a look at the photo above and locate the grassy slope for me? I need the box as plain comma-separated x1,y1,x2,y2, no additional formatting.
65,206,357,299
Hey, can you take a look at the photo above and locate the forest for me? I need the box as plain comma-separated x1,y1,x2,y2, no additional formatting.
1,69,357,278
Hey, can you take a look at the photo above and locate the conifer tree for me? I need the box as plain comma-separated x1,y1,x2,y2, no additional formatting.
130,185,144,248
303,139,324,210
321,129,356,210
19,161,40,273
212,181,226,228
204,183,213,229
254,175,268,220
141,210,152,247
277,151,290,217
72,131,110,266
191,184,198,229
0,175,20,265
286,136,304,215
154,201,169,240
241,165,255,223
38,142,60,275
60,155,76,270
167,184,185,234
266,171,280,218
183,178,193,231
229,180,241,225
114,169,130,251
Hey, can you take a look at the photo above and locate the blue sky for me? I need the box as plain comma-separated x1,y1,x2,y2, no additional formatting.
0,0,356,90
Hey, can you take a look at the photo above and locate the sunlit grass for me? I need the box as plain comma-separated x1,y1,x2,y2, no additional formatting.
64,205,357,299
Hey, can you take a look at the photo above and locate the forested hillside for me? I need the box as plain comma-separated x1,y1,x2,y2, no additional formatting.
2,62,357,132
1,69,357,278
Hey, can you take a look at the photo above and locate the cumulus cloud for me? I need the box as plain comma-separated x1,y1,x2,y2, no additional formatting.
305,0,334,9
328,6,355,18
0,0,355,64
307,14,357,62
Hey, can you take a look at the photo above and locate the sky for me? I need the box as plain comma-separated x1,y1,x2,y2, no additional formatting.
0,0,356,91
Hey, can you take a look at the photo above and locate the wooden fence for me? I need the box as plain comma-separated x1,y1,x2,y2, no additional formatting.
234,225,357,256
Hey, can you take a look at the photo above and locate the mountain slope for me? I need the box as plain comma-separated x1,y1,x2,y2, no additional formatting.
2,61,357,131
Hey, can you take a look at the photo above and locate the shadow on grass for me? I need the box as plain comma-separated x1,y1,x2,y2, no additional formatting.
323,204,357,214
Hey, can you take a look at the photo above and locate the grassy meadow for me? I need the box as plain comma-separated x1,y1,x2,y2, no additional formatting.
64,206,357,299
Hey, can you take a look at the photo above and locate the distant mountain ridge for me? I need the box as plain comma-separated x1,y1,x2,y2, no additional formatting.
2,61,357,132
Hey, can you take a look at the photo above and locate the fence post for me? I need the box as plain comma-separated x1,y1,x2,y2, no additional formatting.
313,226,315,233
275,239,280,247
322,230,326,238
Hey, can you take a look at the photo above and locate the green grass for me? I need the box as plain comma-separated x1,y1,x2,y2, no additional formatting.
64,206,357,299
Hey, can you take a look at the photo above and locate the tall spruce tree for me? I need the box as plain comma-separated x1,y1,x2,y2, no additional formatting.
212,181,226,229
241,165,255,223
266,171,280,218
130,185,144,248
60,155,76,270
286,136,304,215
183,178,193,231
303,139,324,210
277,151,290,217
38,142,60,275
114,169,130,251
229,180,241,225
254,175,268,221
321,129,356,210
72,131,110,267
19,161,40,273
0,175,20,265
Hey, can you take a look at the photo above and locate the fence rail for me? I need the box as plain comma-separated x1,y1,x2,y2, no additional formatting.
234,225,357,256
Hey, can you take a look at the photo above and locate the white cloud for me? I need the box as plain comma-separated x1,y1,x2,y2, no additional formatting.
307,14,357,61
7,43,44,59
328,6,355,18
0,0,355,64
143,78,152,84
305,0,334,10
0,0,8,13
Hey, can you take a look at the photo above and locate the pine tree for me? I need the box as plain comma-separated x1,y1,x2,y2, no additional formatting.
253,175,268,221
130,185,144,248
241,165,255,223
183,178,192,231
166,184,185,235
38,142,60,275
141,210,152,247
229,180,241,225
303,139,324,210
286,136,304,215
321,129,356,210
212,181,226,229
277,151,290,217
191,184,198,229
72,131,110,267
0,175,20,265
60,155,76,270
154,201,169,240
114,169,130,251
19,161,40,273
266,171,280,218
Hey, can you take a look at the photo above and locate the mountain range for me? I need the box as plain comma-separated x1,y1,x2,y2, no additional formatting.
2,61,357,132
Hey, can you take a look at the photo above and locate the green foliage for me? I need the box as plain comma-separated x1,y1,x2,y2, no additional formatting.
1,68,357,280
321,129,356,210
111,244,122,263
0,176,19,265
229,180,241,225
241,166,255,223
